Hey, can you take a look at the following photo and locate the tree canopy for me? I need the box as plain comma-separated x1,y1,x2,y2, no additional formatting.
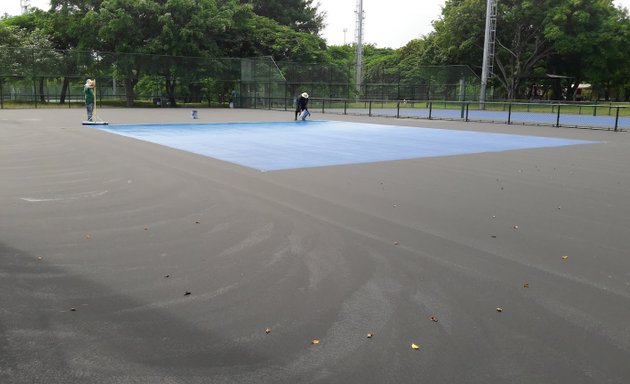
2,0,630,101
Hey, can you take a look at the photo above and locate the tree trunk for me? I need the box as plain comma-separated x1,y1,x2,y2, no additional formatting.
39,78,46,103
59,77,70,104
124,77,135,107
165,76,177,107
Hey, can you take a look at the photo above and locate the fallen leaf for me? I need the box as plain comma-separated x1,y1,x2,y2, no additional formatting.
411,343,420,350
85,234,91,239
513,225,519,230
430,316,438,322
496,307,503,312
367,333,374,338
311,339,320,345
184,291,191,296
70,308,76,312
265,328,271,334
523,283,529,288
394,241,399,245
144,227,148,231
562,255,569,260
164,274,170,278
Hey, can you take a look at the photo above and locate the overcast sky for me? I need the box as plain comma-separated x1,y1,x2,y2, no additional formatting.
2,0,630,48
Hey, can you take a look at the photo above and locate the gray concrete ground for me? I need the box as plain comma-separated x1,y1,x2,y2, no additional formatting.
1,108,629,383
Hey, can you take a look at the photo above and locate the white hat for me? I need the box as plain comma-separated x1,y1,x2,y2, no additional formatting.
301,92,309,98
85,79,94,87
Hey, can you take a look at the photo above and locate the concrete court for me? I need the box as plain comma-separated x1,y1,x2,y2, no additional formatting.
1,108,629,383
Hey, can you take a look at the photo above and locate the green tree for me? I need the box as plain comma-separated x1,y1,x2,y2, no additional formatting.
544,0,630,100
431,0,630,100
240,0,325,34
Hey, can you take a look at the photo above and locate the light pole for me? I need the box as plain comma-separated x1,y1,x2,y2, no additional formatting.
480,0,497,108
355,0,364,99
20,0,31,14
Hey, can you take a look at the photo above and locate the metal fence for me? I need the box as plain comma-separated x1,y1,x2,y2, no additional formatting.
245,97,629,131
0,48,485,109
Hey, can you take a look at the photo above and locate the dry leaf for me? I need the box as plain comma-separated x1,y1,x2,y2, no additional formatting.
513,225,519,229
430,316,438,322
562,255,569,260
367,333,373,338
411,343,420,350
523,283,529,288
394,241,399,245
184,291,191,296
496,307,503,312
85,234,91,239
311,339,320,345
265,328,271,334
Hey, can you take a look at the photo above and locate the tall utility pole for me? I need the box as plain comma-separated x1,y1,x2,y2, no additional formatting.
479,0,497,108
20,0,31,14
355,0,364,99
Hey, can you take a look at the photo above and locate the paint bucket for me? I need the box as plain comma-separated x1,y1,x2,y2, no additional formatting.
300,110,310,120
191,110,198,119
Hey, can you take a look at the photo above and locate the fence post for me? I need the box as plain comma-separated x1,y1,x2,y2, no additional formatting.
429,101,433,119
344,100,347,115
593,101,597,116
555,104,561,127
460,101,465,119
322,99,325,114
369,100,372,117
465,102,469,122
614,107,620,132
396,101,400,118
507,102,512,125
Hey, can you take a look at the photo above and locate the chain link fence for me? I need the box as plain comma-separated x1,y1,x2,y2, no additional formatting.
0,48,485,109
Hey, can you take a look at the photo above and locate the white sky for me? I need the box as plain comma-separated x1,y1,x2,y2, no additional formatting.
2,0,630,48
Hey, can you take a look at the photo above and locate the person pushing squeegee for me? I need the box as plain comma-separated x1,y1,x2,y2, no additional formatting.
294,92,310,120
82,78,109,125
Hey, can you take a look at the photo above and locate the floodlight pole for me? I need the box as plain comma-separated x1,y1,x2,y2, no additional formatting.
480,0,497,109
355,0,364,100
20,0,31,14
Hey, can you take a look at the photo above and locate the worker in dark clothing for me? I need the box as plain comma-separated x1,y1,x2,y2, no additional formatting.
295,92,310,120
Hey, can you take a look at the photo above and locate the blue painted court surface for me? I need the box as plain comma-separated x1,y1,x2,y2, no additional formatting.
99,121,598,171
